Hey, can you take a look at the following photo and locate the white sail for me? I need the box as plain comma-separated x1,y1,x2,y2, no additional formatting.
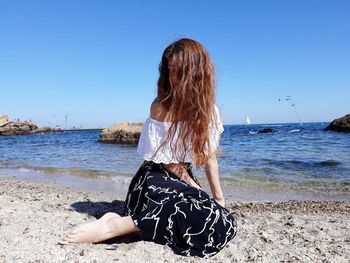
246,116,251,125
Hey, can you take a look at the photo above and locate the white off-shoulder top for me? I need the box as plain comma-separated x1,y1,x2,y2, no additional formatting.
137,105,224,164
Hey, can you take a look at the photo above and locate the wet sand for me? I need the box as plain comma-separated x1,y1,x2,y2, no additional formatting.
0,174,349,262
2,167,349,202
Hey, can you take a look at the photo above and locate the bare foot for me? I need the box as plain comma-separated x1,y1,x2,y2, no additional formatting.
63,212,121,244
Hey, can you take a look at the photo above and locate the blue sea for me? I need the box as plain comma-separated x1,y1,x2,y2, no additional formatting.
0,122,349,200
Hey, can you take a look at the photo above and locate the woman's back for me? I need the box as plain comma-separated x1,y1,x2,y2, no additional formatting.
137,99,224,165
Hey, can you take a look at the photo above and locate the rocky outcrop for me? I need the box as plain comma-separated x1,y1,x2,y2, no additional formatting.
0,114,10,127
0,118,63,136
257,128,274,134
99,122,143,144
325,114,350,133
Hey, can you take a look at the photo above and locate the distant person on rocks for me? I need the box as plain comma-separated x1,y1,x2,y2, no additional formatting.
63,38,237,257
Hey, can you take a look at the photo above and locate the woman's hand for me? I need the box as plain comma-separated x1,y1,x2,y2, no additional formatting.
214,196,225,208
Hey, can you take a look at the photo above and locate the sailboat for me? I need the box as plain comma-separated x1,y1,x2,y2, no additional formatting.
245,116,251,125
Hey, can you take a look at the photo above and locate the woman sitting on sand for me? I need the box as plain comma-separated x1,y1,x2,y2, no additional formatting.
64,38,237,257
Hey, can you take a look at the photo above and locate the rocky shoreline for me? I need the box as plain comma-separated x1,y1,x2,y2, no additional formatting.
0,115,62,136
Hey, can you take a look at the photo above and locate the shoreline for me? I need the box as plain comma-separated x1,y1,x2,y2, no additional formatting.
1,167,349,203
0,175,349,262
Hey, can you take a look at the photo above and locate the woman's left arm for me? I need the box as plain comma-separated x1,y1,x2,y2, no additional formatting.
205,155,225,207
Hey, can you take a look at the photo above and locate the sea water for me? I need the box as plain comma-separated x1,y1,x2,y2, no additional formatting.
0,123,349,197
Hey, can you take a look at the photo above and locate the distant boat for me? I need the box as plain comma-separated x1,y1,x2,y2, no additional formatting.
245,116,251,125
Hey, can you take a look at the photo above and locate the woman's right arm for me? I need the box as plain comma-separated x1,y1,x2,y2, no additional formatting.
205,155,225,207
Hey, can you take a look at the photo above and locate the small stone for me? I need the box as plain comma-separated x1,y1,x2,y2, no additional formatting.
285,220,295,227
260,234,272,244
23,227,29,234
106,243,118,250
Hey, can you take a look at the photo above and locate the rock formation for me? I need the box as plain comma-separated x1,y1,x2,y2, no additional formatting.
257,128,274,134
99,122,143,144
0,114,10,127
0,115,63,136
325,114,350,133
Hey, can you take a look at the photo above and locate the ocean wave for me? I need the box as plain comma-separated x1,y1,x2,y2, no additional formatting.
1,164,134,179
262,124,284,127
18,168,32,173
110,175,133,184
288,129,300,133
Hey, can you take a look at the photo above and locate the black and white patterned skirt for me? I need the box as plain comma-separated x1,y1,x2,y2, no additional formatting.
123,161,237,257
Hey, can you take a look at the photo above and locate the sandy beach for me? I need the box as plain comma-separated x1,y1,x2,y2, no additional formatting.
0,175,349,263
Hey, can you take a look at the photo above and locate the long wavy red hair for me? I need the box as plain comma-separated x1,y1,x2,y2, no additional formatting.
156,38,218,166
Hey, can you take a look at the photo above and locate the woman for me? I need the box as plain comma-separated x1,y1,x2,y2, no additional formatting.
64,38,237,257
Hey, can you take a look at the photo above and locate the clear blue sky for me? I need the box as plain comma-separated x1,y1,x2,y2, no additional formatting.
1,0,349,128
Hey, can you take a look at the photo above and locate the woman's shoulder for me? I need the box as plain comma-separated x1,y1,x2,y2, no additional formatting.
150,98,173,122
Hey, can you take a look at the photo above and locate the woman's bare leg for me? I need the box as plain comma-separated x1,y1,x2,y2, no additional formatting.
63,212,140,244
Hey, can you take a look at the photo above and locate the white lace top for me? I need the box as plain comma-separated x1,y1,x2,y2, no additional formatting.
137,105,224,164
